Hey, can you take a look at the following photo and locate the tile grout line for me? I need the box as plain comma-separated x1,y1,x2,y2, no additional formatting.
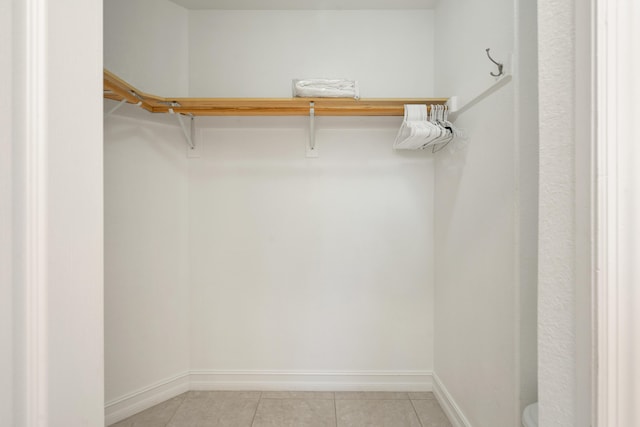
409,399,425,427
163,393,189,427
124,390,439,427
249,391,262,427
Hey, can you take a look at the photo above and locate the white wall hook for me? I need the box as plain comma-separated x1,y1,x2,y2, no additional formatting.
306,101,318,158
446,51,514,122
485,48,504,77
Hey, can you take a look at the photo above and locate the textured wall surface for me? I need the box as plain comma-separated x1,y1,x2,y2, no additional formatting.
538,0,578,425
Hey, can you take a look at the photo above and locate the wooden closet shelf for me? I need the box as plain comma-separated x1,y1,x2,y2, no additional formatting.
104,69,448,116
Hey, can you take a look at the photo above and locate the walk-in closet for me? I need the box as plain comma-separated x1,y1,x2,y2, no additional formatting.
103,1,539,426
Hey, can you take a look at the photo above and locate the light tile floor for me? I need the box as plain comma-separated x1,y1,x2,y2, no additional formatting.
111,391,453,427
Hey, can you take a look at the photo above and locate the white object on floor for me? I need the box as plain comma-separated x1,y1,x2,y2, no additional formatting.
522,402,538,427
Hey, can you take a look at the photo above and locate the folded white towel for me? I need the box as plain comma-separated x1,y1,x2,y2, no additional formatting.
293,79,360,99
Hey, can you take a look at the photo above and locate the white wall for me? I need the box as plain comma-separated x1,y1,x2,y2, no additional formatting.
516,0,539,417
104,105,191,403
538,0,595,425
46,1,104,423
11,0,104,425
11,1,29,422
597,2,640,426
104,7,437,402
574,1,593,425
104,0,189,96
0,0,12,425
172,0,438,9
104,113,434,415
189,117,435,376
4,0,604,426
537,1,577,425
188,10,434,97
433,0,533,426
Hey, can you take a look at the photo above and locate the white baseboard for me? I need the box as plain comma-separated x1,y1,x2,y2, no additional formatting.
189,370,433,392
105,370,432,425
105,372,190,426
432,373,472,427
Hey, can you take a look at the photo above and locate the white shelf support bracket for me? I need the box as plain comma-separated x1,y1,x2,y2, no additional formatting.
169,108,196,150
104,98,128,118
306,101,319,158
447,52,514,122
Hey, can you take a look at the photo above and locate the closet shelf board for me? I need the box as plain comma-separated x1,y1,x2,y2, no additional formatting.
104,69,448,116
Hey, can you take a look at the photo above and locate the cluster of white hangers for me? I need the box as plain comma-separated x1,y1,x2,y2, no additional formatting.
393,104,462,152
392,48,512,153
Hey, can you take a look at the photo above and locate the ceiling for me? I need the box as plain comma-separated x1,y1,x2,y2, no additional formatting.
168,0,437,10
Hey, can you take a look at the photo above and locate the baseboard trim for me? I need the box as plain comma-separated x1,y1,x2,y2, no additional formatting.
190,370,433,392
432,373,472,427
105,370,432,425
105,372,190,426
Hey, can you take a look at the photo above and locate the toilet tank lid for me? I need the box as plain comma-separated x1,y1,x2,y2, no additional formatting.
523,403,538,427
